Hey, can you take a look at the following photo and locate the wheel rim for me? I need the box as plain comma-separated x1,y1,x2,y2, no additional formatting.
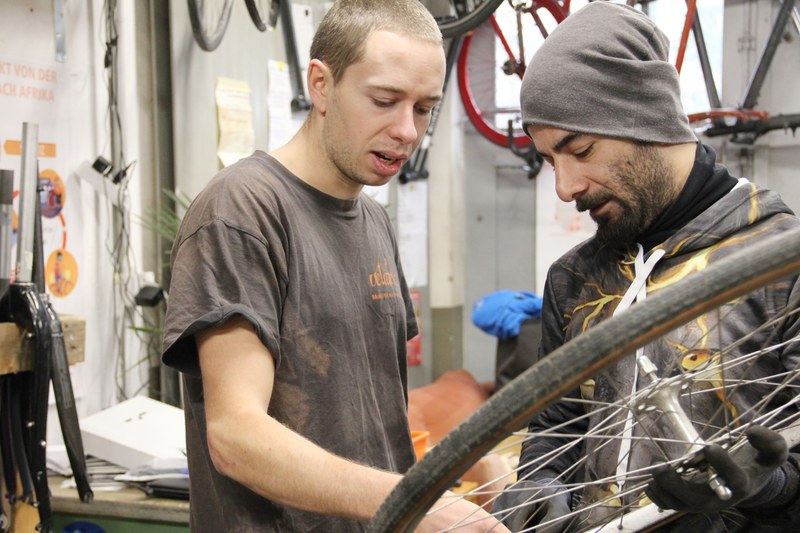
370,225,800,532
457,1,567,148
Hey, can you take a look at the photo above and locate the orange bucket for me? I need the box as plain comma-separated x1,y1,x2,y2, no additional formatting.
411,430,430,461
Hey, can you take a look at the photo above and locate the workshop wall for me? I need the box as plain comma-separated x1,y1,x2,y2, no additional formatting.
718,0,800,215
0,0,158,448
2,0,798,421
169,2,286,199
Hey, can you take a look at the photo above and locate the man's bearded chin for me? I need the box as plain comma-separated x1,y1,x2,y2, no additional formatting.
576,194,629,245
576,194,642,247
594,205,645,247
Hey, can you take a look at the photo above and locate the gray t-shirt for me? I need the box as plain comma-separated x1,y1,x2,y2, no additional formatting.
162,151,418,531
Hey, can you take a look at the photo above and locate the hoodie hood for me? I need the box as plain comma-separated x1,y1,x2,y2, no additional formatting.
656,178,795,260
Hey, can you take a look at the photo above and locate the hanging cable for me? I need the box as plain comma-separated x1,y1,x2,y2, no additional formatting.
100,0,158,402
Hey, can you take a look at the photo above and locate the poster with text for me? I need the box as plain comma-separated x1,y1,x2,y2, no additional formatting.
0,55,83,314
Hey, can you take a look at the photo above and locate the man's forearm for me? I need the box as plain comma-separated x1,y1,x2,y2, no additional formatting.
207,407,400,521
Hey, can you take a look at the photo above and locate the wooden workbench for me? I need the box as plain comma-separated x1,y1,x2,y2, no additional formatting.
0,314,85,374
50,476,190,530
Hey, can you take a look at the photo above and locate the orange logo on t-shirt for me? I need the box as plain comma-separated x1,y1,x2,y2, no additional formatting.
369,258,401,301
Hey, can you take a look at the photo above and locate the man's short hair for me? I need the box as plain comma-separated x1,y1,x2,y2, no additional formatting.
310,0,443,83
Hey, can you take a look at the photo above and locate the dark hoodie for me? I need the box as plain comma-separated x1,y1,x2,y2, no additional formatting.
517,143,800,531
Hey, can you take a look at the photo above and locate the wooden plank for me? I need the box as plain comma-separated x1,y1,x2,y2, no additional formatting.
49,477,190,524
0,314,86,375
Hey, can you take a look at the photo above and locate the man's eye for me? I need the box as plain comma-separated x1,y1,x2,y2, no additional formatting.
415,106,433,116
373,99,394,108
575,146,593,159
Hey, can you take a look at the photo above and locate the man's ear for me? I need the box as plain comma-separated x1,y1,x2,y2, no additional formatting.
307,59,331,114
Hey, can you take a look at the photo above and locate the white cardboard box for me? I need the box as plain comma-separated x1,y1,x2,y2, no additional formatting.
79,396,186,470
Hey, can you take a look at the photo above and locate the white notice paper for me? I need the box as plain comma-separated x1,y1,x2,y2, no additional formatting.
215,77,255,167
397,180,428,288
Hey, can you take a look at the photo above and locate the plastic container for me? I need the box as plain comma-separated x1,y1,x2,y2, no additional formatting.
411,430,430,461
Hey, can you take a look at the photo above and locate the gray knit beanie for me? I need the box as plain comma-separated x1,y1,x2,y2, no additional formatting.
520,1,696,144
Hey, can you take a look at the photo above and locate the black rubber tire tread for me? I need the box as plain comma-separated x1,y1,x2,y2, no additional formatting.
188,0,235,52
368,226,800,532
245,0,272,32
436,0,506,39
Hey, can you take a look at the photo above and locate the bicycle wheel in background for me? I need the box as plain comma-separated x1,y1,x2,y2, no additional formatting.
458,0,567,148
369,225,800,532
245,0,279,31
432,0,506,39
187,0,235,52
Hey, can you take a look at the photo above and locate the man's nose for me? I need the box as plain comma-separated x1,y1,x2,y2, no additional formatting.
554,162,589,203
388,106,419,145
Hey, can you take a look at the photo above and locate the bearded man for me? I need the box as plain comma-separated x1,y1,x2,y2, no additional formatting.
493,2,800,532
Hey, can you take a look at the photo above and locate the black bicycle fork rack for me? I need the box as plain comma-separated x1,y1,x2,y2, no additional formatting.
0,123,92,532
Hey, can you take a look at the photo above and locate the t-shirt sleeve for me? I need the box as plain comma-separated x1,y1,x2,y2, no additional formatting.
162,219,285,377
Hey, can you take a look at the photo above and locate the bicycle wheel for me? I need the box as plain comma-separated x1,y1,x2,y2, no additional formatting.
369,225,800,532
458,0,567,148
433,0,506,39
187,0,235,52
245,0,278,32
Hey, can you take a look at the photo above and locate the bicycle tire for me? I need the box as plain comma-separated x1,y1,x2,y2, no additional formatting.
245,0,277,32
369,225,800,532
435,0,506,39
458,0,566,149
187,0,235,52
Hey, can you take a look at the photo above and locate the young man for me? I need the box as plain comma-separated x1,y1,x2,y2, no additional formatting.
162,1,507,531
494,2,800,531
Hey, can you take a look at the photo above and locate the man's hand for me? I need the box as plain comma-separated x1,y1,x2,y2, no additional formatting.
416,493,511,533
646,425,788,513
492,478,570,532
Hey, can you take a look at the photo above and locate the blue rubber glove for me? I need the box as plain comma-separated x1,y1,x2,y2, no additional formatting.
472,290,543,340
493,478,570,532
